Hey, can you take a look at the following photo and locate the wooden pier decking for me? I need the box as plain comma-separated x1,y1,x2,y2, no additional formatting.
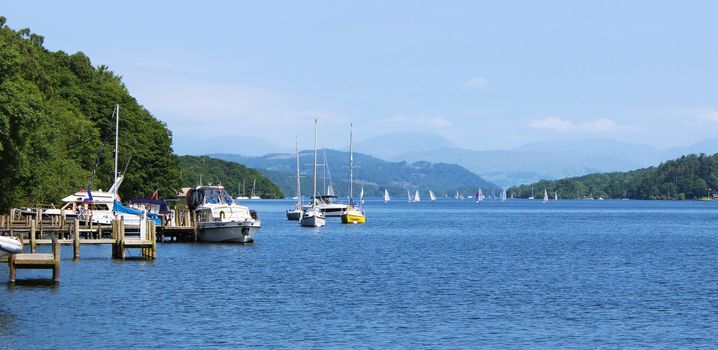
8,238,60,283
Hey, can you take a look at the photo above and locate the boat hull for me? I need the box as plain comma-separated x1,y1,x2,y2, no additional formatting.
0,236,23,257
300,213,326,227
340,213,366,224
198,221,260,243
286,209,302,221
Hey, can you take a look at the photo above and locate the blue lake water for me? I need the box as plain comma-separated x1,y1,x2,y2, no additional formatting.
1,199,718,348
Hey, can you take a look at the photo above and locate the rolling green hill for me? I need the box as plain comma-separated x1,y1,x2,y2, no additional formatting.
0,18,181,210
178,156,283,199
509,153,718,200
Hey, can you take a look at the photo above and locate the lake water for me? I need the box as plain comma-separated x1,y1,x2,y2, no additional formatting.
1,199,717,348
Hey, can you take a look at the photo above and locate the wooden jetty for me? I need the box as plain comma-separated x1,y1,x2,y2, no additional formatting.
8,237,60,283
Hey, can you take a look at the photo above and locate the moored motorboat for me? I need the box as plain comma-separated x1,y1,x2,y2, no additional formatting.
187,185,261,243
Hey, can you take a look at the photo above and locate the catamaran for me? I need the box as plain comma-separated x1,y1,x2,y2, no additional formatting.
300,118,326,227
341,124,366,224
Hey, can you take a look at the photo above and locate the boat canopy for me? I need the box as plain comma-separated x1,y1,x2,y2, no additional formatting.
113,200,162,225
129,198,170,214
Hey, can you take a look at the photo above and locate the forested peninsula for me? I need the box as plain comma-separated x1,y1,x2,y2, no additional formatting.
0,18,280,211
510,153,718,200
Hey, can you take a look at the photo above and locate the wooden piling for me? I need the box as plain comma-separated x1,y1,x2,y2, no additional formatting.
8,254,16,283
52,237,60,282
73,220,80,259
30,220,37,253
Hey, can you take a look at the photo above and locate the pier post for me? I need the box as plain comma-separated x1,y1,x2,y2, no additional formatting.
111,220,118,258
193,211,198,242
73,220,80,259
30,220,37,253
118,218,126,260
52,237,60,282
60,209,65,228
8,254,16,283
151,221,157,259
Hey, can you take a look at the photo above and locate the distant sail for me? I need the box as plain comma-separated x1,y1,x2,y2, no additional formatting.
384,189,391,203
543,189,549,203
429,190,437,202
327,183,335,197
414,190,421,202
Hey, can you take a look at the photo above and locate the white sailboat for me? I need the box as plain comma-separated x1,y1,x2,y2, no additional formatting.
300,118,326,227
407,190,412,202
455,190,460,200
413,190,421,202
543,189,549,203
476,188,483,203
360,187,365,205
384,189,391,203
429,190,437,202
286,139,303,220
501,188,507,202
554,191,558,201
528,186,535,200
250,179,261,199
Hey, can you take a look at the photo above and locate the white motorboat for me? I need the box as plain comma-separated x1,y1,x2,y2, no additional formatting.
0,236,23,258
187,185,261,243
300,118,326,228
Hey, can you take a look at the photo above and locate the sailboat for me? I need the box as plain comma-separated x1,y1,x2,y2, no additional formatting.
250,179,261,199
476,188,483,203
300,118,326,227
429,190,437,202
455,190,460,200
501,188,507,202
543,189,549,203
413,190,421,203
528,186,535,200
286,139,303,220
360,187,365,205
236,180,249,200
554,191,558,201
407,190,412,202
341,124,366,224
384,189,391,203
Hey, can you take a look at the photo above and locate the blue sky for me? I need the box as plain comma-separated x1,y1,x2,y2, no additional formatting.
4,1,718,154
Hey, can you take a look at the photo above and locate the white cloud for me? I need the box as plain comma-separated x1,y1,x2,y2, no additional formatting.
697,111,718,122
463,76,489,89
529,116,618,132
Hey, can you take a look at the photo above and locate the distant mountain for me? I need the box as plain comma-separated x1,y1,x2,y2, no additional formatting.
391,138,718,187
177,135,292,157
211,150,498,199
351,132,457,159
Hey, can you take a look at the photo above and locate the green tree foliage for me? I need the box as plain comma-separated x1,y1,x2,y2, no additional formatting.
178,156,284,199
509,153,718,200
0,18,180,210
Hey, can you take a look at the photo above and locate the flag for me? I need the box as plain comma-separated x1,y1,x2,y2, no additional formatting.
150,189,159,200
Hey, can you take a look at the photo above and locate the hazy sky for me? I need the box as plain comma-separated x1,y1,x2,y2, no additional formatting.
4,1,717,153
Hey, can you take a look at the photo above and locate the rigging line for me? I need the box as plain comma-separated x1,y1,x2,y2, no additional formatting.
87,107,117,191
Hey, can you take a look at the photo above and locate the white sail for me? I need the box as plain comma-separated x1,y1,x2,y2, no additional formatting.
414,190,421,202
384,189,391,203
429,190,437,202
501,188,507,201
407,190,412,202
476,188,483,203
543,189,549,203
360,187,364,204
455,190,460,200
326,183,335,197
554,191,558,201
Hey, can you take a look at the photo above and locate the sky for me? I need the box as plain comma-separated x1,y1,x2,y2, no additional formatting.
3,1,718,154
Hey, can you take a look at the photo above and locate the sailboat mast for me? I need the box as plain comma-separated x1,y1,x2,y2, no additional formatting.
349,123,354,202
295,137,301,203
312,118,318,207
113,104,119,197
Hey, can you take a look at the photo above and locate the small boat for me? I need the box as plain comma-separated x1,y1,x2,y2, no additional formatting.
476,188,483,203
236,180,249,200
413,190,421,203
407,190,412,203
528,186,535,200
301,118,326,227
341,124,366,224
543,189,549,203
554,191,558,201
384,189,391,203
249,179,261,199
187,185,261,243
0,236,23,258
501,188,507,202
429,190,437,202
287,139,303,220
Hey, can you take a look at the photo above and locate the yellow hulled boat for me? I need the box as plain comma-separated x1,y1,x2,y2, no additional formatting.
341,204,366,224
